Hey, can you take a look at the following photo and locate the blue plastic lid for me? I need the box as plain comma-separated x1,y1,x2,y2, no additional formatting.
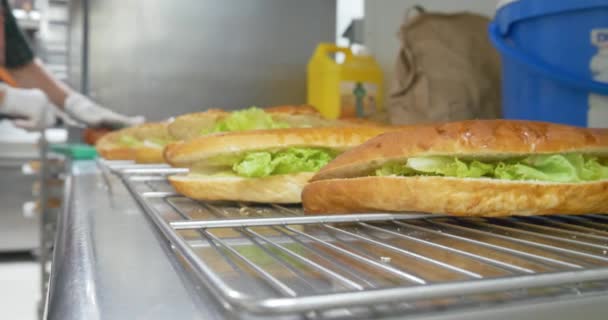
495,0,608,36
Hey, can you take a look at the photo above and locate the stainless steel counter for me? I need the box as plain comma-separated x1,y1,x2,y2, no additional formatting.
46,161,608,320
46,161,226,320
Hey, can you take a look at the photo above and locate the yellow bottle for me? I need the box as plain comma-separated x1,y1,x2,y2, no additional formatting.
307,43,384,120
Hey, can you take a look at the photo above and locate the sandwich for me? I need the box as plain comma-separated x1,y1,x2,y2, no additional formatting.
97,105,385,163
302,120,608,217
164,127,390,203
95,122,174,163
167,105,384,141
95,105,317,163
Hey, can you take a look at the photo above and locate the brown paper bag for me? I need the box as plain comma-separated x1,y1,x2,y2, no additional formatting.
388,7,502,125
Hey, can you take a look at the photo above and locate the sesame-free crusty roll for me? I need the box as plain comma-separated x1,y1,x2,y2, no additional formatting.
165,126,392,203
303,120,608,216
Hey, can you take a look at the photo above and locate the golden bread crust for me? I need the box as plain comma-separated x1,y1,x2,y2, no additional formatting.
167,105,393,141
340,118,388,127
96,127,138,160
95,122,171,161
302,176,608,216
167,110,227,141
313,120,608,180
264,104,319,115
95,129,127,151
98,147,135,160
134,147,165,164
164,127,390,167
169,172,314,203
168,105,320,140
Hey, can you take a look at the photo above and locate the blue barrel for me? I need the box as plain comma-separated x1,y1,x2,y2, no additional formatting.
489,0,608,127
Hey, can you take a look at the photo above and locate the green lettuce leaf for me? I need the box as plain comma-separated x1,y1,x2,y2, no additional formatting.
272,148,334,174
404,157,493,178
466,160,496,178
376,154,608,182
496,154,608,182
232,152,274,177
119,135,142,147
232,148,334,178
202,107,290,134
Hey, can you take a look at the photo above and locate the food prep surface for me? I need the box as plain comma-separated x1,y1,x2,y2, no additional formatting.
46,161,225,320
47,160,608,320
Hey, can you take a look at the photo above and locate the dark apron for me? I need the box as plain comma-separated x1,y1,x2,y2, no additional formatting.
0,6,19,86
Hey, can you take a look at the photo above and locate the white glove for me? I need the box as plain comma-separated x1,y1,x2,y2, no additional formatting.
0,84,56,130
64,92,144,128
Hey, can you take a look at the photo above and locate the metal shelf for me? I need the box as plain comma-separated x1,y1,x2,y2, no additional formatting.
106,161,608,318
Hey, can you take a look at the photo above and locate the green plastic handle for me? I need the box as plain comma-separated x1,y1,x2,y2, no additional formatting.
50,143,98,160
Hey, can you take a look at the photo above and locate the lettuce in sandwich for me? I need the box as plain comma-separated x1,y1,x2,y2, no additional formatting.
202,107,290,134
375,154,608,183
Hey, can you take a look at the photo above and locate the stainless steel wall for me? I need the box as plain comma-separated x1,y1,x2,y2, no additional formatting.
67,0,84,92
68,0,336,121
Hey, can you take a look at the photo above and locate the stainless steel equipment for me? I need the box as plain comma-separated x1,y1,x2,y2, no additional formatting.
46,161,221,320
0,156,38,252
46,160,608,319
0,123,66,252
37,130,66,319
67,0,336,120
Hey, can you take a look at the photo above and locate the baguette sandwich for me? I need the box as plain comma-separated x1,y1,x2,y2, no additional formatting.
164,127,390,203
95,105,318,163
302,120,608,216
96,105,384,163
95,122,174,163
168,105,383,141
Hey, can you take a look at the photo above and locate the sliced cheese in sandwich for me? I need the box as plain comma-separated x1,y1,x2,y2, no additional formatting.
164,127,390,203
302,120,608,217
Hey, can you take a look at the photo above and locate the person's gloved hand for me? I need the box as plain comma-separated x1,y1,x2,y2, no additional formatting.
64,92,144,128
0,84,56,130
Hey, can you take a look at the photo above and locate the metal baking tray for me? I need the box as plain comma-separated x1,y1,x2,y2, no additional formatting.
106,161,608,318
